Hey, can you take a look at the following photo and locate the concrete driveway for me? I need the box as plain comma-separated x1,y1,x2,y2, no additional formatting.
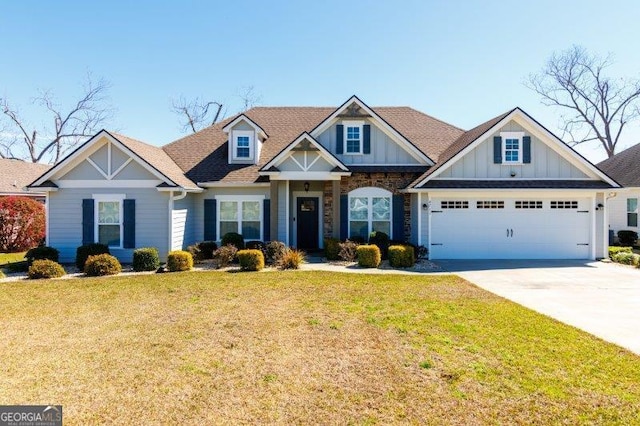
434,260,640,355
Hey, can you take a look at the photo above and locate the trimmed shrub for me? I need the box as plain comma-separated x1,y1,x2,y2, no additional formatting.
84,254,122,276
278,248,306,270
338,240,359,262
324,238,341,261
246,241,266,258
213,244,238,268
187,241,219,262
0,196,45,252
76,243,110,270
357,245,381,268
221,232,245,250
388,245,415,268
617,230,638,246
609,246,633,257
612,252,640,266
265,241,286,265
186,244,202,262
25,246,59,266
369,231,390,259
133,247,160,271
167,250,193,272
28,259,65,279
237,249,265,271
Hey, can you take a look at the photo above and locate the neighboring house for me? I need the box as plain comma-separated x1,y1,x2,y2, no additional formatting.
28,96,619,262
0,159,51,202
597,144,640,243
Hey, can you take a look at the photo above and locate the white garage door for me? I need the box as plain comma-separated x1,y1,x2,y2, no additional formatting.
430,198,591,259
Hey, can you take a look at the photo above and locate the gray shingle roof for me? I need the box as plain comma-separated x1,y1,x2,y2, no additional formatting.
597,143,640,187
0,159,51,194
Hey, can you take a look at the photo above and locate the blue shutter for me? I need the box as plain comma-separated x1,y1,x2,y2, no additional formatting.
523,136,531,163
263,199,271,242
204,199,217,241
493,136,502,164
123,199,136,249
340,195,348,240
336,124,344,154
82,199,94,245
363,124,371,154
392,195,405,242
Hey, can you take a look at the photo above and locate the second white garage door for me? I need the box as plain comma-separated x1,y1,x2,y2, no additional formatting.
429,197,591,259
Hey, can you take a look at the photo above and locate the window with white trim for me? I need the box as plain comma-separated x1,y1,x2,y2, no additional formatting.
232,130,254,160
628,198,638,227
218,197,262,240
349,187,391,239
501,132,524,164
93,194,125,248
343,121,363,154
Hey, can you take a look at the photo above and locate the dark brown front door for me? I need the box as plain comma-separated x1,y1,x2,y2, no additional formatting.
297,197,319,250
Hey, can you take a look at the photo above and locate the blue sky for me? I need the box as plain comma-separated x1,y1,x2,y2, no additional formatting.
1,0,639,163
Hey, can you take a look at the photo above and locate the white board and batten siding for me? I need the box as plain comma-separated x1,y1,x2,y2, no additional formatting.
428,195,593,259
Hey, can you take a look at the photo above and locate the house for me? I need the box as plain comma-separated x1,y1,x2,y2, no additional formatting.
597,144,640,243
27,96,619,262
0,159,51,202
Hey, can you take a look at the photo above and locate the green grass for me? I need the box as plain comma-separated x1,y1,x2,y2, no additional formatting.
1,271,639,424
0,251,26,266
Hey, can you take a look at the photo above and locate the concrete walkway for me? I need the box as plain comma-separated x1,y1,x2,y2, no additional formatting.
434,260,640,355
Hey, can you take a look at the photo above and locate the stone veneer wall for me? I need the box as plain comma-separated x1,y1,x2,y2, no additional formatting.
322,172,422,241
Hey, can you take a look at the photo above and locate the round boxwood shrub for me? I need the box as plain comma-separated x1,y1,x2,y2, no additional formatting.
221,232,245,250
265,241,286,265
213,244,238,268
237,249,265,271
369,231,390,259
28,259,66,279
84,254,122,276
617,230,638,246
133,247,160,271
167,250,193,272
338,240,359,262
25,246,60,266
388,245,415,268
76,243,110,270
324,238,340,261
357,245,381,268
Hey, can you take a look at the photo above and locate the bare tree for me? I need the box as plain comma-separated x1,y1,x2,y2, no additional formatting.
0,75,114,164
237,85,262,112
172,97,224,133
526,45,640,158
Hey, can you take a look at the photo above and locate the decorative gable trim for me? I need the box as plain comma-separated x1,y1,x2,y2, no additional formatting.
222,114,268,139
412,108,620,189
29,130,179,188
260,132,349,172
309,95,434,165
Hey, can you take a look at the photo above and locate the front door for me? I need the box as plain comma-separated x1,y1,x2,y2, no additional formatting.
297,197,319,250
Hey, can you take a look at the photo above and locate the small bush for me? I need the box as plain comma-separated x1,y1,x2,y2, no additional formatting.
612,252,640,266
0,196,45,252
388,245,415,268
76,243,110,270
25,246,60,266
617,230,638,246
278,248,306,270
265,241,286,264
324,238,341,261
369,231,390,259
133,247,160,271
186,244,202,262
416,245,428,260
339,240,360,262
167,250,193,272
84,254,122,276
246,240,266,258
609,246,633,257
28,259,65,279
237,249,265,271
357,245,381,268
187,241,219,262
349,236,366,245
213,244,238,268
221,232,245,250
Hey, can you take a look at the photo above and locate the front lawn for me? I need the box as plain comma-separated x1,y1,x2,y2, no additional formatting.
1,271,639,424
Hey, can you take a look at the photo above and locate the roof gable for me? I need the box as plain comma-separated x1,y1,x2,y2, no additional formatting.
260,132,348,172
411,108,620,189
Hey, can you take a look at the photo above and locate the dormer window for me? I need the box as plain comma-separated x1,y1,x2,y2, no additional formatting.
344,121,363,154
232,130,254,160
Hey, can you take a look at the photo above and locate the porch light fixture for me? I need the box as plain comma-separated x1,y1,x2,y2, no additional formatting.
304,181,310,192
422,202,430,211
